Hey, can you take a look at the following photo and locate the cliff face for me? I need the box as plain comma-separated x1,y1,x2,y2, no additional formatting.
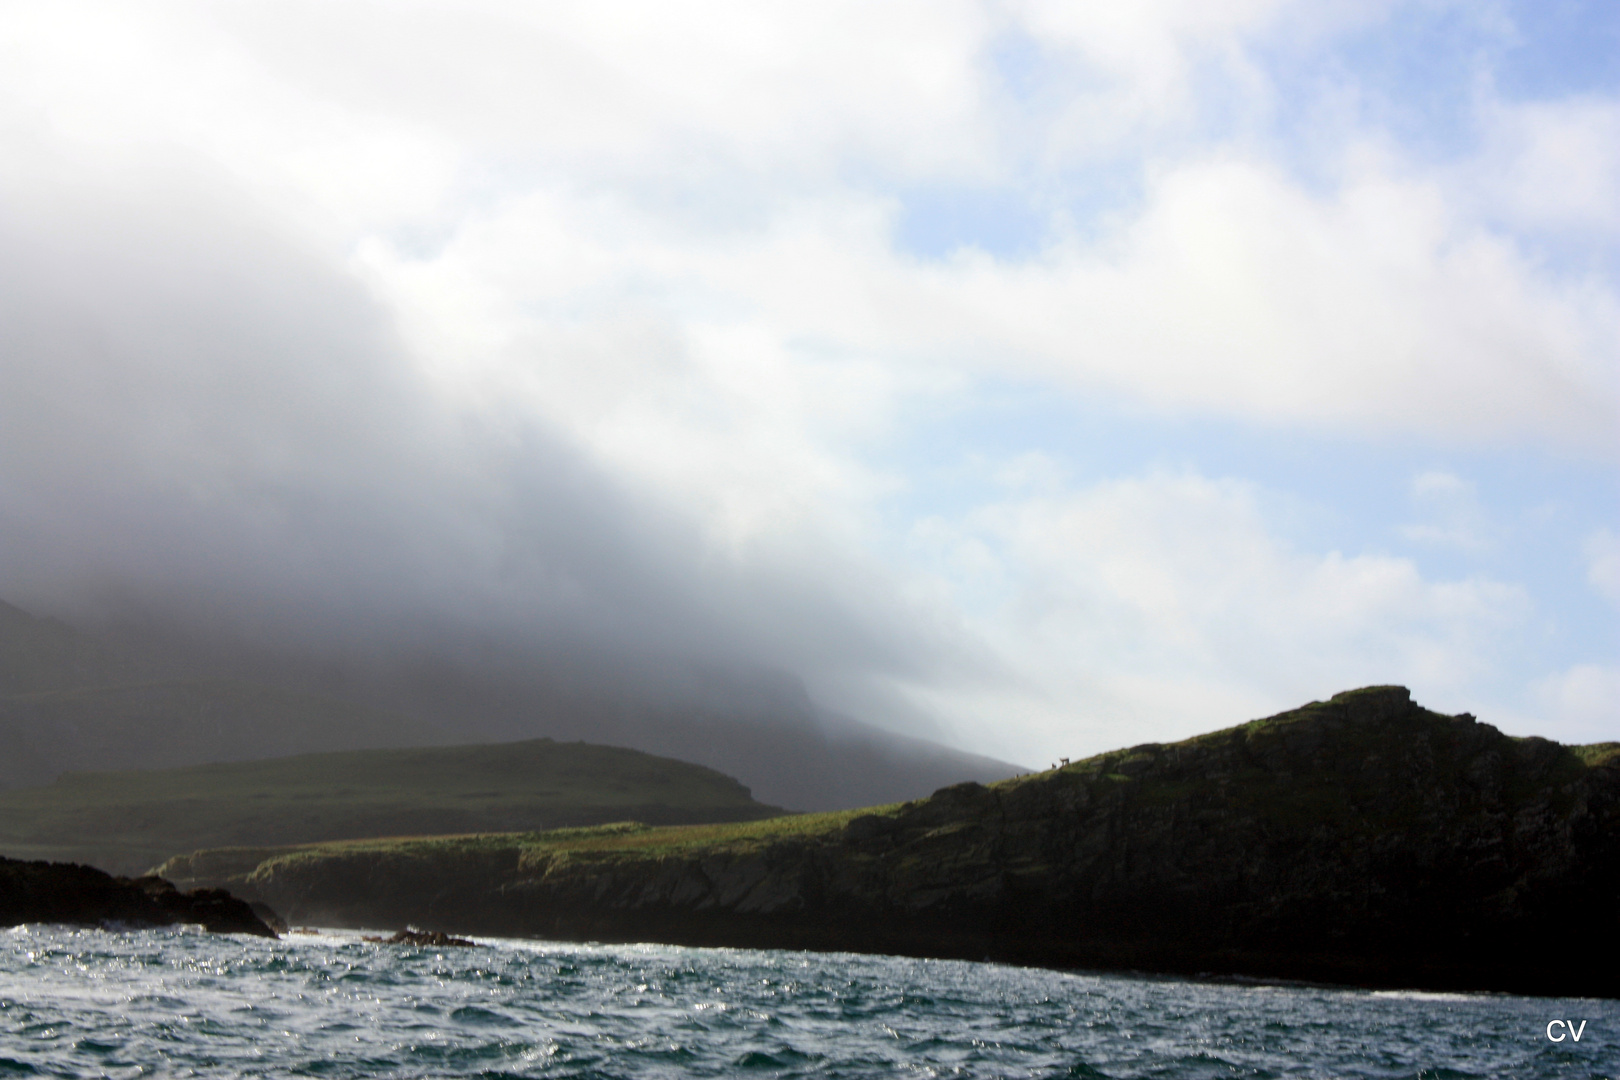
160,688,1619,995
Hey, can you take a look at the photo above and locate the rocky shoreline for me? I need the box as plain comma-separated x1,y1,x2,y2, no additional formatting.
0,857,277,937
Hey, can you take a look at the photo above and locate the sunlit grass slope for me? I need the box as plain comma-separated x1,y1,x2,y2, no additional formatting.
167,809,888,888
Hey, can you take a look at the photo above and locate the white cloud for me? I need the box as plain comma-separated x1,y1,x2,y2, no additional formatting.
1587,529,1620,607
207,0,1003,190
1476,96,1620,235
367,147,1618,531
1531,664,1620,744
8,1,1616,460
1002,0,1401,145
0,0,1611,765
934,156,1616,447
1399,470,1488,551
902,470,1531,764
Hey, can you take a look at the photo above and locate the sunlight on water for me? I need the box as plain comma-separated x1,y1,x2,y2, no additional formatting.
0,925,1613,1078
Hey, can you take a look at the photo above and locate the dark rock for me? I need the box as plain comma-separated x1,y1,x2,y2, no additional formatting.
363,928,475,947
843,814,897,843
0,859,276,936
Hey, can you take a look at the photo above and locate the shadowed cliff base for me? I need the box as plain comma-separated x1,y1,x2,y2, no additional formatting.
160,687,1620,997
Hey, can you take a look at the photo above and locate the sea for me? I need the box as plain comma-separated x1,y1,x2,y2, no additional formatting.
0,925,1613,1079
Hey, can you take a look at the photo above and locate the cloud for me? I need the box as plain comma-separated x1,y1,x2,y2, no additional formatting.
373,147,1619,517
214,0,1003,194
1586,529,1620,606
0,138,988,738
10,2,1616,455
1532,663,1620,744
1000,0,1402,151
902,470,1531,764
945,156,1615,447
1475,96,1620,234
1398,470,1488,551
0,1,1611,766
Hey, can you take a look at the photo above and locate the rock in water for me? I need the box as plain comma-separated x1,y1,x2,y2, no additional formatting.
0,858,276,936
362,929,476,947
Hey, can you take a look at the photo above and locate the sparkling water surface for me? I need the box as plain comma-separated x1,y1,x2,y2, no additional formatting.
1,925,1613,1078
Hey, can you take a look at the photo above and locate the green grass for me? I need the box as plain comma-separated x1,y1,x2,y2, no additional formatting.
156,804,904,888
270,805,891,866
0,739,786,875
1573,743,1620,767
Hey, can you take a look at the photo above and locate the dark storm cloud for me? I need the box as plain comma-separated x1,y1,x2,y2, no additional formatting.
0,140,972,734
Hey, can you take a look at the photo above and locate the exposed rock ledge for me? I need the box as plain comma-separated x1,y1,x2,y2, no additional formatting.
0,857,277,937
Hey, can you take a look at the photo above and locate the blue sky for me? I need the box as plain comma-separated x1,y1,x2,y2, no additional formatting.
0,0,1614,764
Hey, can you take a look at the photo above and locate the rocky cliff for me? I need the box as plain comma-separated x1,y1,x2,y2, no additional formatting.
0,857,277,936
158,687,1619,995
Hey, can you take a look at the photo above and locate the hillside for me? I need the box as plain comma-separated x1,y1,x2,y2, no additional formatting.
0,738,785,875
159,687,1620,997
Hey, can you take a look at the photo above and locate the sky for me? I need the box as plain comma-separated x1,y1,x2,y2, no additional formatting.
0,0,1615,767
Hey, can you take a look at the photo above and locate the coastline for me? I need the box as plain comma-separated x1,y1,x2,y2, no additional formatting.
156,687,1620,998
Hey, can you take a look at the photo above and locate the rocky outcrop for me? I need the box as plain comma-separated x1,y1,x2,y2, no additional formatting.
363,929,476,947
0,857,277,936
161,688,1620,995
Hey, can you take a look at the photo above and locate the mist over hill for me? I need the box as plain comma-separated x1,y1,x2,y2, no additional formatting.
0,599,1021,809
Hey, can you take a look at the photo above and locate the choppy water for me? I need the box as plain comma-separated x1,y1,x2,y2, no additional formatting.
0,925,1613,1079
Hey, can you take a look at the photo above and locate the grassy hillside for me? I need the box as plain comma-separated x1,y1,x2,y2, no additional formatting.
0,738,786,875
164,812,872,889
